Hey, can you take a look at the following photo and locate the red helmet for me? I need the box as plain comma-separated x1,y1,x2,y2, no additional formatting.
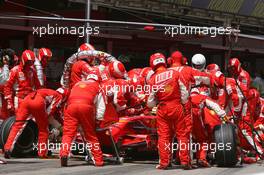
21,50,35,66
78,43,95,52
228,58,241,76
149,53,166,70
78,43,95,64
140,67,154,83
38,48,52,67
108,61,127,79
171,51,183,65
211,70,225,88
206,64,220,73
248,88,260,100
38,48,52,61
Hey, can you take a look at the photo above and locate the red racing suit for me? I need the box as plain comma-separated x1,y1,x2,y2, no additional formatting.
60,80,106,166
212,88,227,108
254,98,264,131
99,79,120,128
252,97,264,143
0,65,10,119
237,69,251,97
0,85,8,120
125,69,153,115
128,68,142,79
4,89,63,157
70,60,93,88
4,65,40,112
225,78,263,154
102,79,129,111
100,78,142,127
147,68,190,167
190,88,225,160
169,66,211,137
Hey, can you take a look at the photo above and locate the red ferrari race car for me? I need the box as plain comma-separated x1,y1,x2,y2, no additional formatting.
0,114,158,164
0,109,239,167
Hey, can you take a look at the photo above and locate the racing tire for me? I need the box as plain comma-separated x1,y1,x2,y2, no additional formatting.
0,116,38,157
214,123,238,167
0,116,16,148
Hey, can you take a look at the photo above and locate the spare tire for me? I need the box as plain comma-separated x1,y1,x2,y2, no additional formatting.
214,123,238,167
0,116,38,157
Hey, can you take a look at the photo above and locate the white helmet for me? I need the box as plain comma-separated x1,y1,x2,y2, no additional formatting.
191,54,206,71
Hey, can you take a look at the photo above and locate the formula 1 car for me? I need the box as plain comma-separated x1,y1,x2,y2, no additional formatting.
0,114,158,163
0,105,238,167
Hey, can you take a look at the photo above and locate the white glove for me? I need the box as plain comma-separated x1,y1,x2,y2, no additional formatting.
258,124,264,131
151,107,157,115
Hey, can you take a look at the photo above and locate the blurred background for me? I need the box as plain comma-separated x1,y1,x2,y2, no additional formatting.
0,0,263,88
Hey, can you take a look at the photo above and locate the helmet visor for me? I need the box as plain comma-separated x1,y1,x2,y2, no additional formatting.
192,63,204,70
24,60,34,66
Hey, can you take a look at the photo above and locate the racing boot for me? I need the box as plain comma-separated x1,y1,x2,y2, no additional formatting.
197,159,211,167
156,164,169,170
181,163,193,170
60,156,68,167
243,156,257,164
39,155,49,159
4,150,11,159
95,161,104,167
0,158,6,164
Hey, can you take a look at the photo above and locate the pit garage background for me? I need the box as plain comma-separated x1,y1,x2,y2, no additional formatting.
0,0,263,88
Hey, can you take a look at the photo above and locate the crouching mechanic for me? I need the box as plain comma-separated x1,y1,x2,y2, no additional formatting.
60,71,106,167
248,89,264,148
254,99,264,144
147,53,191,170
4,88,66,158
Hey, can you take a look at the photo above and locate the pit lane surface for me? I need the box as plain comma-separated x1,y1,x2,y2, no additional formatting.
1,156,264,175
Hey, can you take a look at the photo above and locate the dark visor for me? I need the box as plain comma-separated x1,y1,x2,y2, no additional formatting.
192,63,204,70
